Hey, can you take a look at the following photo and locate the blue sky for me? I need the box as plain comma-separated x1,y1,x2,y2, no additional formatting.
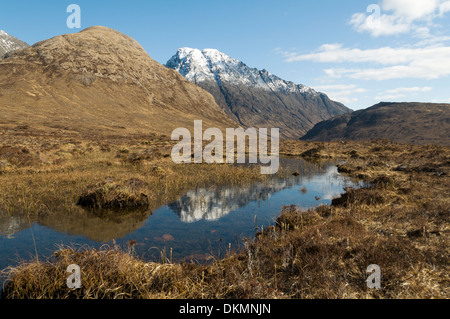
1,0,450,110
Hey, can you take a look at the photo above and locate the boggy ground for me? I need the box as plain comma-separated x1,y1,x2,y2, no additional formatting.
0,129,449,299
0,129,270,216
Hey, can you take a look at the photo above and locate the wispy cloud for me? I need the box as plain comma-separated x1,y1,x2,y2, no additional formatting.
375,86,433,100
313,84,368,104
275,1,450,107
277,44,450,80
385,86,433,94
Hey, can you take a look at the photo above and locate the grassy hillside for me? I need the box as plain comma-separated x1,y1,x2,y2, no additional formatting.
0,27,236,138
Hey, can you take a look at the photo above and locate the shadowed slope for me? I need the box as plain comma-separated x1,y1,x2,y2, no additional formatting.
301,102,450,146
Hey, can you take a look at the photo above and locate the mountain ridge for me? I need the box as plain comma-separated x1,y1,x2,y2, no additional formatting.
166,47,352,139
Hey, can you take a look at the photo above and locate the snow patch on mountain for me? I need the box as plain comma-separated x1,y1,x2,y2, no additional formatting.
0,30,30,57
166,47,319,96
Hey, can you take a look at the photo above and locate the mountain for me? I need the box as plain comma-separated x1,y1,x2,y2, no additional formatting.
0,27,236,137
0,30,29,57
166,48,352,139
301,102,450,146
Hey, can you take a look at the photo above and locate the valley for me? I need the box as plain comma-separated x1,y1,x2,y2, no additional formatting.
0,25,448,300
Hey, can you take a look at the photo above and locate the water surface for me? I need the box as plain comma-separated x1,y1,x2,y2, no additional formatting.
0,158,360,275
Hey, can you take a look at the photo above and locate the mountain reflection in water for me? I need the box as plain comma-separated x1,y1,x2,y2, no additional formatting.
0,158,360,272
168,158,353,223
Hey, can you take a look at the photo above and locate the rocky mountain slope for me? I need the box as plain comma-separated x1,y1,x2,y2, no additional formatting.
166,48,351,139
301,102,450,146
0,30,29,57
0,27,236,137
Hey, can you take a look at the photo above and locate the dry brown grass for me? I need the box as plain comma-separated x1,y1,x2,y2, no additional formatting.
1,135,449,299
0,131,268,217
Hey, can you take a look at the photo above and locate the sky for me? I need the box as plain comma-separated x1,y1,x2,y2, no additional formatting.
1,0,450,110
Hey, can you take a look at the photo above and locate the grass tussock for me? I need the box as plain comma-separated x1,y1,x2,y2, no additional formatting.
76,179,150,209
2,245,187,299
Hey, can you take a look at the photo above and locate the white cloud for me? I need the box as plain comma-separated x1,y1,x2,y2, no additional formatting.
350,0,450,37
350,11,410,37
411,27,450,45
440,1,450,16
275,0,450,98
385,86,432,94
282,43,450,65
375,86,433,100
313,84,368,104
382,0,441,21
330,96,359,104
314,84,362,91
278,44,450,80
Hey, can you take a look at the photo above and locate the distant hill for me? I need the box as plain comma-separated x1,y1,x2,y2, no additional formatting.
301,102,450,146
0,30,29,57
0,27,236,137
166,48,351,139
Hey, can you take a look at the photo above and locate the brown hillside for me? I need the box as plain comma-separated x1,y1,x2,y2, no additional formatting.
301,102,450,146
0,26,236,137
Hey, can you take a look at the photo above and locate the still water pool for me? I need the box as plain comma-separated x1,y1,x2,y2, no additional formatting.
0,158,360,275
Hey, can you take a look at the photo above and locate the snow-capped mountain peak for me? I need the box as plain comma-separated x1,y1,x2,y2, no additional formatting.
166,47,351,139
166,47,318,95
167,47,214,82
0,30,30,57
